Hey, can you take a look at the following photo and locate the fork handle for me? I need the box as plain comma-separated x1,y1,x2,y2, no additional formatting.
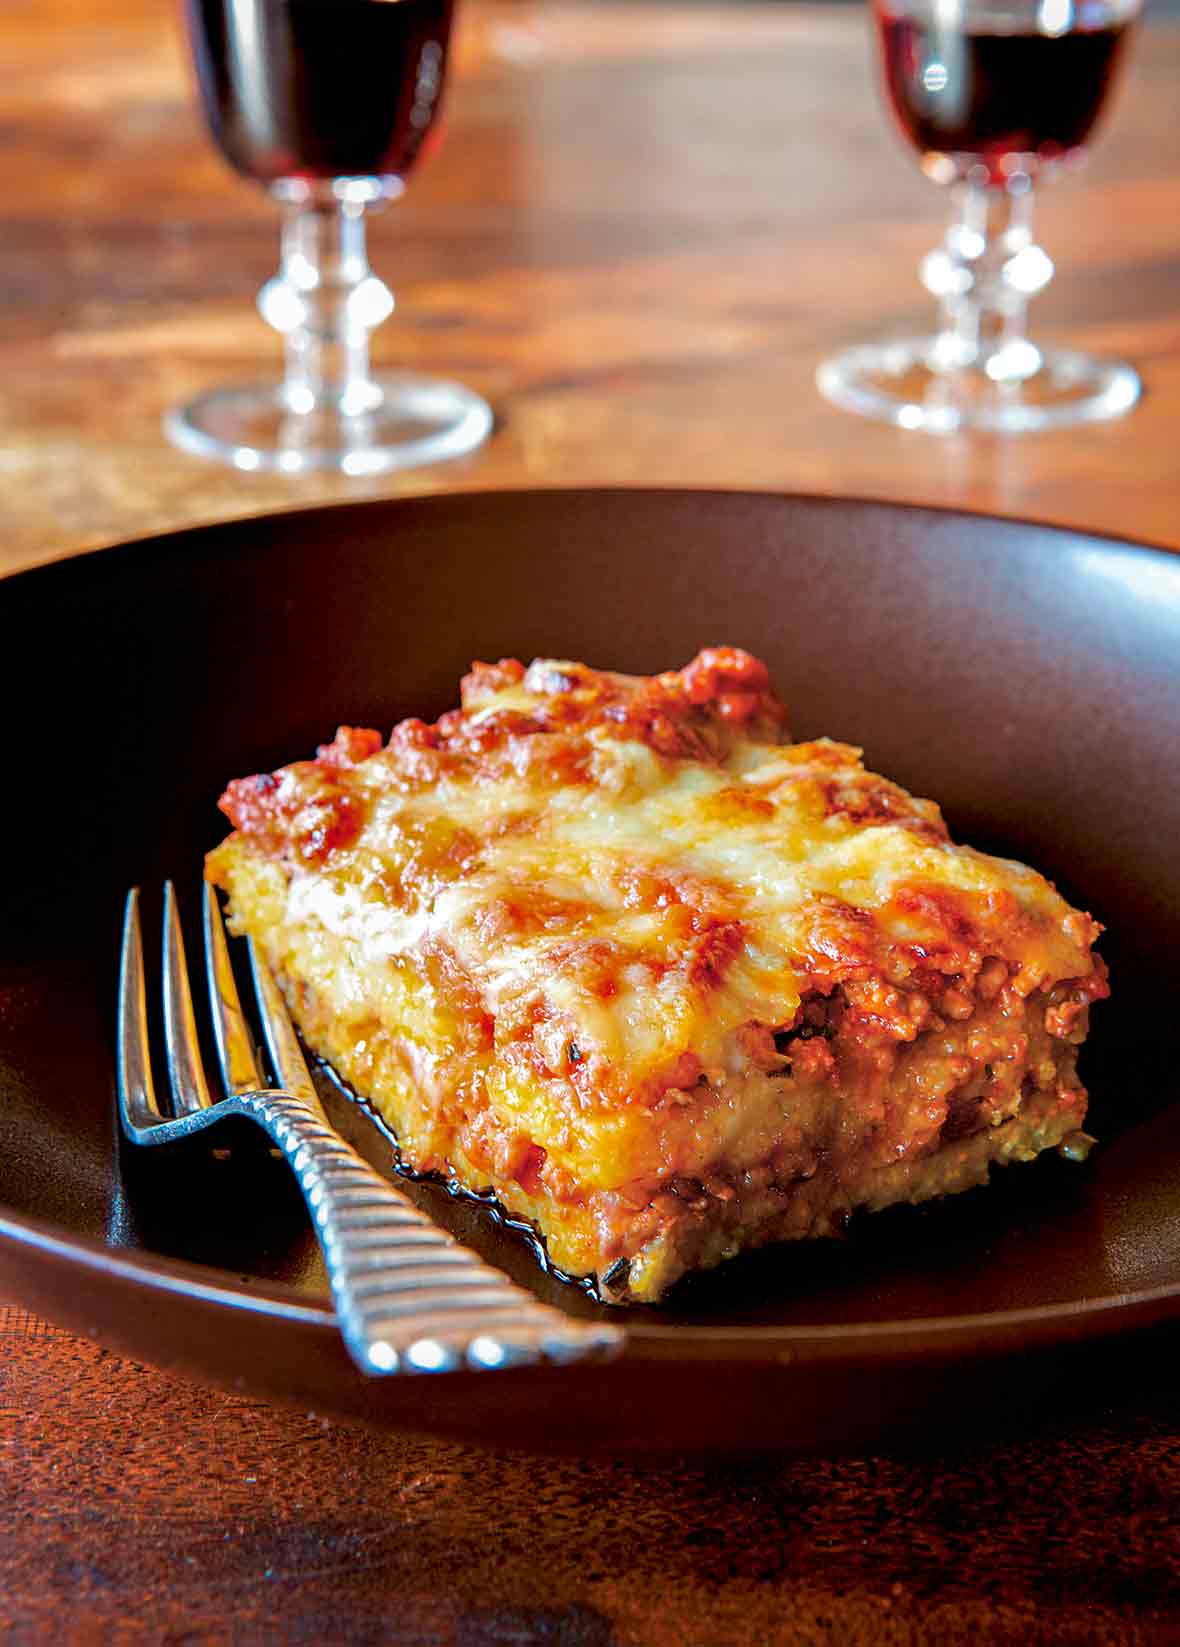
226,1089,624,1375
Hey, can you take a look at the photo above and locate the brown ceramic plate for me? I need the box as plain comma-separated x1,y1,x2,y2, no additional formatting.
1,489,1178,1453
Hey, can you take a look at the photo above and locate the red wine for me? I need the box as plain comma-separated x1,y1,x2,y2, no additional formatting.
877,8,1131,183
185,0,454,186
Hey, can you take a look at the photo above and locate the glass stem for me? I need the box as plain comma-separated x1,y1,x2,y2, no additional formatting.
921,177,1054,385
259,186,395,420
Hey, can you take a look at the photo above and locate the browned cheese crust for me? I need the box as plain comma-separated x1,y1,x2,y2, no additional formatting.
206,649,1107,1302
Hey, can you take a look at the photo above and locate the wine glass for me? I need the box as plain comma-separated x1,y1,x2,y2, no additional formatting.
817,0,1143,434
167,0,492,475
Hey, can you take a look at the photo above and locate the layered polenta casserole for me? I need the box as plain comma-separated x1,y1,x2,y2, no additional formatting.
206,648,1107,1303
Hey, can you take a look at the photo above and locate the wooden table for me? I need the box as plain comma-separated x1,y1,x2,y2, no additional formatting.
3,2,1179,1640
1,0,1179,573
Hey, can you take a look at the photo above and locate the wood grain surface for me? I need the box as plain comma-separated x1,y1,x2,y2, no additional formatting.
0,0,1177,576
3,1,1180,1641
4,1312,1180,1645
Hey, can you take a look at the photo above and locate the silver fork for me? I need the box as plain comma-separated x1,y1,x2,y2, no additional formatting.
116,882,625,1377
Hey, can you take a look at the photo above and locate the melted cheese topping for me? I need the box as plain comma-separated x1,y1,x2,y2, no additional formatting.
208,650,1104,1236
284,733,1084,1084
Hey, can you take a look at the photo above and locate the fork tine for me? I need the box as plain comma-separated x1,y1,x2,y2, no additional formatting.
203,882,266,1096
117,885,626,1375
116,887,163,1135
247,938,322,1109
162,881,214,1116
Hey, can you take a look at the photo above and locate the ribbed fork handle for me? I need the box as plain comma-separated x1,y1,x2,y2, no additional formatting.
225,1088,624,1375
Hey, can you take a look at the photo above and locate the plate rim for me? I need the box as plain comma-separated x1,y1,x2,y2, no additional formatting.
3,1201,1180,1356
3,484,1178,596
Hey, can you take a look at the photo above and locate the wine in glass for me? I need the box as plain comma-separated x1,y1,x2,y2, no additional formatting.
168,0,493,474
818,0,1142,434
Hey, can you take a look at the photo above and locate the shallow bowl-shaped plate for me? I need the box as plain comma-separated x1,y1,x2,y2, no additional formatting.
2,489,1178,1453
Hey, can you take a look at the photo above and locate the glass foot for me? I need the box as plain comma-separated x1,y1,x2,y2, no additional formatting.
817,338,1140,434
165,372,494,475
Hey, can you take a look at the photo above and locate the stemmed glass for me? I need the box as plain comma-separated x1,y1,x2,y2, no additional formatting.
167,0,492,475
818,0,1143,434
